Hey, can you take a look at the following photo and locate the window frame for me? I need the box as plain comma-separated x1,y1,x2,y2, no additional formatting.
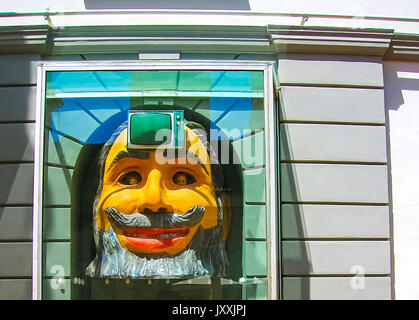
33,60,279,300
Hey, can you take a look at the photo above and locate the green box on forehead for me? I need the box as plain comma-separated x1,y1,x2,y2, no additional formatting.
128,110,184,148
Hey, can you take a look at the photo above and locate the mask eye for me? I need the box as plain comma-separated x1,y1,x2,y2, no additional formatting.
173,171,196,185
118,171,142,186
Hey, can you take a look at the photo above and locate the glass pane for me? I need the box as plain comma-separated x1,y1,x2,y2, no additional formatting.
42,69,267,300
46,70,264,98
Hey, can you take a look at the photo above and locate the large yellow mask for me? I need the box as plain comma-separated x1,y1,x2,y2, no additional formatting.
95,126,226,257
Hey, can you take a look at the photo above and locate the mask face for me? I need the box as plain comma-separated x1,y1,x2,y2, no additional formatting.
96,127,218,256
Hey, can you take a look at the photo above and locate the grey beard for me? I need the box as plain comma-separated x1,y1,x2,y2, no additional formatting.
105,205,205,229
86,201,228,279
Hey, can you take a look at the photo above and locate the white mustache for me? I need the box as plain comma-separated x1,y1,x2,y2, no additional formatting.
105,205,205,229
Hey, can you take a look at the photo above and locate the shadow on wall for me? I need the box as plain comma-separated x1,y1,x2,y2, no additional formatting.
383,61,419,300
84,0,250,10
0,56,37,213
383,61,419,111
0,127,34,205
279,106,313,300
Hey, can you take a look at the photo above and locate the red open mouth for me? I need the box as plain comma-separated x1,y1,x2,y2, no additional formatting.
121,227,190,249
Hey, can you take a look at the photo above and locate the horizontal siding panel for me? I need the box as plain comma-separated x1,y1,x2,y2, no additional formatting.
0,243,32,277
282,241,391,275
281,204,390,239
0,54,39,85
43,242,71,277
0,86,36,122
280,163,389,203
44,166,73,206
46,130,83,167
243,168,266,203
282,277,391,300
0,164,33,205
0,279,32,300
280,123,387,163
278,55,383,87
43,208,71,241
0,123,35,161
245,241,267,277
42,278,71,300
280,86,385,124
244,205,266,239
0,207,33,240
245,280,268,300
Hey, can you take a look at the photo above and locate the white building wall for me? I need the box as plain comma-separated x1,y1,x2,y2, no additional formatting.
384,61,419,299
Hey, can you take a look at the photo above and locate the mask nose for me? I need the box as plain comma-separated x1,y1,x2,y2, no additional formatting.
137,169,172,213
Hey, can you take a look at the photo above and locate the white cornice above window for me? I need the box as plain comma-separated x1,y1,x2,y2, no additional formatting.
0,23,418,61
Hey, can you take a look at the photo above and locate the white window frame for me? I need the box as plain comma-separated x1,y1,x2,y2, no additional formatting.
33,60,279,300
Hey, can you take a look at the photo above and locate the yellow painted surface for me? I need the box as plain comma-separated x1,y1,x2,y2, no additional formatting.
97,127,228,255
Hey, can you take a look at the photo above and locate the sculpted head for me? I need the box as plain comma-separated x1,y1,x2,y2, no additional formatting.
86,119,231,279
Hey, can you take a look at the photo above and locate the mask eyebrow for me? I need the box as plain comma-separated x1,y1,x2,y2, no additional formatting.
106,149,150,173
165,150,209,176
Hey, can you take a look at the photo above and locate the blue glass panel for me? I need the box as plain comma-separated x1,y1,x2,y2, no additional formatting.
46,69,264,144
47,71,132,94
47,70,264,97
51,103,100,143
43,69,268,301
215,98,264,140
50,97,130,144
